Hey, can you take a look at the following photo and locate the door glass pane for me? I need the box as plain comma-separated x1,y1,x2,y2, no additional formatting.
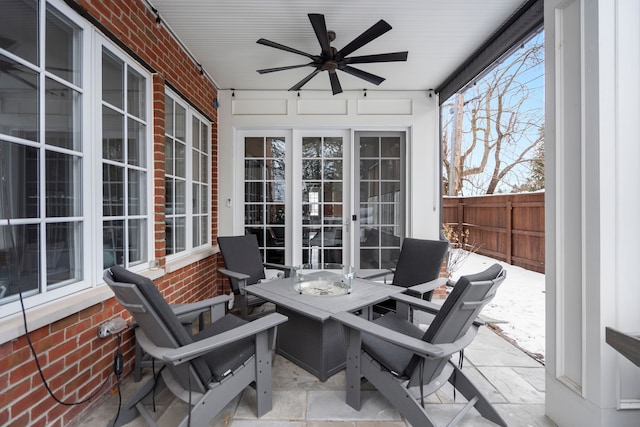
301,136,343,266
358,135,403,269
127,68,145,119
243,136,286,261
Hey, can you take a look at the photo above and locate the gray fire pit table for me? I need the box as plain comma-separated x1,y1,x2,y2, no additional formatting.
245,271,404,381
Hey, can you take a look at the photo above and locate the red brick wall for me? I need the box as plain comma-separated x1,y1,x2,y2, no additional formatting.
0,0,221,425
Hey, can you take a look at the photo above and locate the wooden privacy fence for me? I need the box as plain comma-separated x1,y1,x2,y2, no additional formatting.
442,193,545,273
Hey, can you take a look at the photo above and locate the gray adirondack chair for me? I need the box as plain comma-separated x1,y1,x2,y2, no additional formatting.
104,265,287,427
333,263,507,427
361,238,450,315
217,234,293,320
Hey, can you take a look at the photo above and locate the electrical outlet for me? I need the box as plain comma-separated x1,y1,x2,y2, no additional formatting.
97,318,127,338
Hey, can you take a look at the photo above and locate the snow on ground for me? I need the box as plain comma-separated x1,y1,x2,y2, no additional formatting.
449,252,546,363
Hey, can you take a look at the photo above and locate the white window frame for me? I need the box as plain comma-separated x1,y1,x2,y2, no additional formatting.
0,0,153,320
164,88,212,262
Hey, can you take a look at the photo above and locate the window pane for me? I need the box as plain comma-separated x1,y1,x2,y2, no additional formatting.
103,220,123,267
128,169,146,215
164,95,173,136
175,104,185,140
174,180,185,214
173,217,185,252
165,136,174,174
200,216,208,246
128,218,147,265
324,160,342,180
0,0,38,65
0,54,39,141
165,217,174,255
175,141,185,178
127,68,145,119
46,7,81,85
201,185,208,214
0,140,39,219
127,118,145,167
103,164,124,216
102,49,123,108
165,178,173,213
360,137,379,157
45,78,81,150
46,222,81,286
323,137,342,157
302,159,321,180
46,150,81,217
302,137,321,157
102,106,123,161
192,183,200,213
267,137,285,158
245,137,263,157
192,117,200,151
381,137,401,157
200,122,208,154
191,149,199,181
9,224,40,295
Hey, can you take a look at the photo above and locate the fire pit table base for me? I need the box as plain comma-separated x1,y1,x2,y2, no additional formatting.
275,306,346,381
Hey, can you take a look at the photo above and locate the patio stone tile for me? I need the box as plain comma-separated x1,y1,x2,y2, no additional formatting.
478,367,545,404
465,328,540,368
272,354,346,391
234,389,307,420
421,403,501,426
230,421,304,427
513,366,546,392
496,404,557,426
307,390,402,422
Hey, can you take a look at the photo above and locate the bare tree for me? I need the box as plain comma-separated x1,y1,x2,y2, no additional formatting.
443,32,544,195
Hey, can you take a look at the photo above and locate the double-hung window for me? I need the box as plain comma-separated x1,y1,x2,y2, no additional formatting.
165,90,211,257
0,0,152,316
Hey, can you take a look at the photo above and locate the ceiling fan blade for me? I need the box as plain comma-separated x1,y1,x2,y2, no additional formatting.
335,20,392,59
289,69,322,91
328,71,343,95
341,66,385,86
257,63,314,74
343,51,408,65
308,14,332,58
257,38,317,60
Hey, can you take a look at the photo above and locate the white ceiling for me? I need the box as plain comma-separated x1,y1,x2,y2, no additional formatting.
149,0,526,94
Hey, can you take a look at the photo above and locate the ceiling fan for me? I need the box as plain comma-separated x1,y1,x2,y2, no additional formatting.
256,13,408,95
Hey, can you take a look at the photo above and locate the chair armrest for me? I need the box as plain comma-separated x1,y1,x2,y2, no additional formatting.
218,267,250,281
358,268,394,282
406,277,448,298
171,295,231,317
332,311,444,358
160,313,288,363
390,293,487,327
390,292,443,315
263,262,295,278
332,311,478,359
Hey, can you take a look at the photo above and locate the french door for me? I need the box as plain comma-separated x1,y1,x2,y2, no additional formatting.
239,130,405,269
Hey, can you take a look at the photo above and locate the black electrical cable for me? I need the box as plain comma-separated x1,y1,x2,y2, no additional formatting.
110,333,124,426
17,284,113,406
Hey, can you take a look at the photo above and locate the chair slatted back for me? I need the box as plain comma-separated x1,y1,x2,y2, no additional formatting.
406,263,506,385
218,234,266,293
104,266,211,392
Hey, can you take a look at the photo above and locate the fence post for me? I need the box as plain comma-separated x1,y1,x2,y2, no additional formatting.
457,200,464,240
506,200,512,265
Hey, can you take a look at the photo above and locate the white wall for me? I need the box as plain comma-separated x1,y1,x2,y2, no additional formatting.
217,89,442,243
545,0,640,425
